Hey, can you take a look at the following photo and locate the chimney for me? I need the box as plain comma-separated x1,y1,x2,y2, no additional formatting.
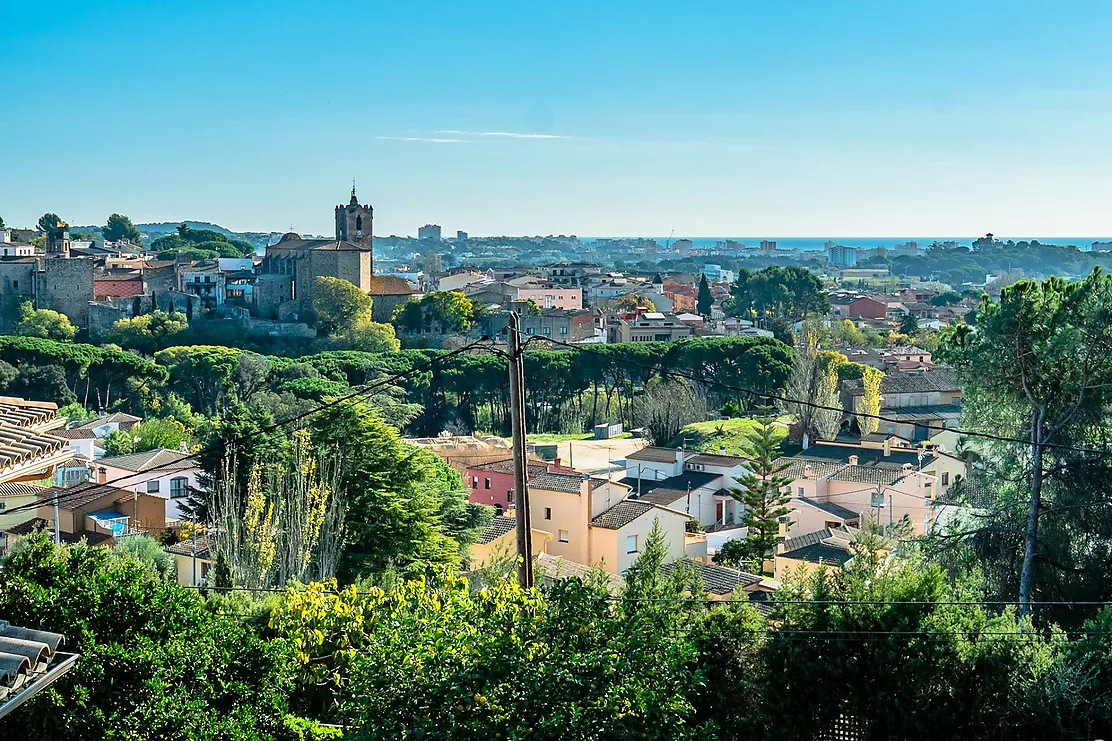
676,445,685,468
803,464,814,479
776,515,791,554
883,436,891,457
848,454,859,466
802,432,810,450
719,445,726,456
553,457,561,467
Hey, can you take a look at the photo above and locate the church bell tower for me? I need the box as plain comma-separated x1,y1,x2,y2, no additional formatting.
335,182,373,250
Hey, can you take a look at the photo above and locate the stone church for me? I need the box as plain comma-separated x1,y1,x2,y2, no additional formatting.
254,187,377,320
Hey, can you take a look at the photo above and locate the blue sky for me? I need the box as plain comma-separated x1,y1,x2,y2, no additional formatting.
3,0,1112,238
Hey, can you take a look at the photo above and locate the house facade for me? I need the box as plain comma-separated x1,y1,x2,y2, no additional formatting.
94,448,201,522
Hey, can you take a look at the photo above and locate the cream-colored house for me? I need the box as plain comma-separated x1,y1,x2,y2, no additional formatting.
468,515,552,569
588,500,690,574
528,471,691,575
779,439,971,536
167,536,214,587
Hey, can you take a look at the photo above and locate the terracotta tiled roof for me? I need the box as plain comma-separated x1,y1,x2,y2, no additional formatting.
529,471,588,494
98,448,197,473
165,536,215,559
625,446,683,464
590,500,654,530
661,558,762,594
476,516,516,545
367,275,415,295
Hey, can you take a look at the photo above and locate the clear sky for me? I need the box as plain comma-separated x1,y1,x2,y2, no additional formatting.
3,0,1112,238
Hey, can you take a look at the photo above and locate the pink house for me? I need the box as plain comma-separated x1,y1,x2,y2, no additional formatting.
465,458,578,514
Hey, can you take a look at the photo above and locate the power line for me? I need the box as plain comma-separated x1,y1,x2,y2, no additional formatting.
7,338,496,519
519,332,1112,456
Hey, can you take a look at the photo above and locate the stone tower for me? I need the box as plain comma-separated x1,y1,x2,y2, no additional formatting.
46,223,71,258
335,184,372,249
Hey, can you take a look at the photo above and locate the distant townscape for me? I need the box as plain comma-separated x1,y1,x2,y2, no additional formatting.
1,190,1112,738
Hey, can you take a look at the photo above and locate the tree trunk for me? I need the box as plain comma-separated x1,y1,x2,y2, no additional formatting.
1018,404,1046,619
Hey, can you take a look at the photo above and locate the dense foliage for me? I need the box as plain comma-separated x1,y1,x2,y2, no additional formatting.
151,223,255,260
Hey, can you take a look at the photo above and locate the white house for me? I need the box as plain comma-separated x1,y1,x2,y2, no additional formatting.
72,412,141,442
620,447,751,528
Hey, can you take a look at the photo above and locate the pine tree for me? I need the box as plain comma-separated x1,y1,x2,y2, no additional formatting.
729,421,793,573
697,274,713,318
899,312,919,336
212,550,234,590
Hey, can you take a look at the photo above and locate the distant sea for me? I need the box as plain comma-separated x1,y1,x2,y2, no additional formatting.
587,237,1112,251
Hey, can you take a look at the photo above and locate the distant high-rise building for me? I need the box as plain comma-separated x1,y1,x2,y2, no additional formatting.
456,230,468,241
760,240,777,253
825,243,858,267
418,224,442,241
672,238,693,253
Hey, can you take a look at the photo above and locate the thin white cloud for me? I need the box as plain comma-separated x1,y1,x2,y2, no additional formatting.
376,136,469,143
435,129,569,139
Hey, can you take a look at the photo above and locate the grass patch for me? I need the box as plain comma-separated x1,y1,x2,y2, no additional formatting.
669,417,789,456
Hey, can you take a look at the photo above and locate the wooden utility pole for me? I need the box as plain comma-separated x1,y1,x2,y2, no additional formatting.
507,312,534,589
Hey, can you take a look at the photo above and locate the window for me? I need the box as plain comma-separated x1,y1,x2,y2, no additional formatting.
484,477,491,490
527,327,535,335
941,472,949,485
471,476,478,489
924,482,933,498
507,489,513,503
170,477,188,499
626,534,638,553
12,281,17,289
560,326,568,334
824,520,841,529
797,486,804,497
544,507,552,520
542,327,551,335
146,479,160,494
558,529,569,543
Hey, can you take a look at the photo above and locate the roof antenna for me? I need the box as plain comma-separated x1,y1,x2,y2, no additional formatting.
352,177,357,197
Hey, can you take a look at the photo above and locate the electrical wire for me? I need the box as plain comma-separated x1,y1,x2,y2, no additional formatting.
514,329,1112,456
9,337,496,519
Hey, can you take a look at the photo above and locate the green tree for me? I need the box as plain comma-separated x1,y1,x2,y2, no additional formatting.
126,417,192,453
697,274,713,318
786,330,846,440
269,561,714,739
0,533,298,740
938,269,1112,619
37,212,64,237
615,293,656,313
711,538,749,568
108,309,188,353
312,277,374,335
15,301,76,341
727,265,830,321
10,363,77,405
392,291,480,335
310,399,463,579
856,365,884,435
727,422,793,572
102,212,142,244
899,312,920,336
